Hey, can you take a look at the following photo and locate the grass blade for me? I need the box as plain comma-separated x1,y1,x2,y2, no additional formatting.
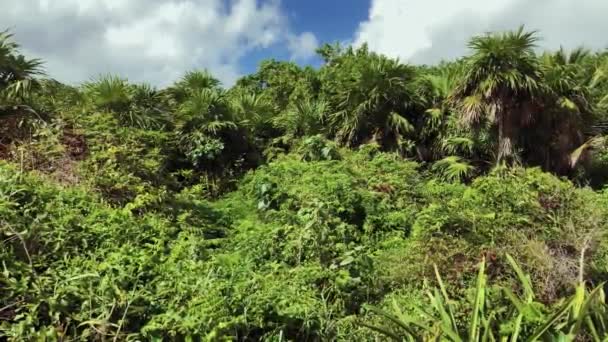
434,264,459,333
506,254,534,301
526,297,574,342
469,258,486,342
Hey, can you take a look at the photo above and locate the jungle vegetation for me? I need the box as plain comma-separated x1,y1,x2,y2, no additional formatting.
1,26,608,340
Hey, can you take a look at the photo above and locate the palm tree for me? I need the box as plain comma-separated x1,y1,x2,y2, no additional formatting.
0,29,44,149
273,98,327,140
0,29,44,113
129,83,171,129
528,48,593,173
169,70,221,104
174,88,262,174
229,91,274,133
84,75,132,113
84,76,169,129
321,45,419,151
176,88,236,134
453,26,544,164
416,64,468,159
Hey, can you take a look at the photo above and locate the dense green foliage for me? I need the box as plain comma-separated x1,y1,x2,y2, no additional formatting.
1,27,608,340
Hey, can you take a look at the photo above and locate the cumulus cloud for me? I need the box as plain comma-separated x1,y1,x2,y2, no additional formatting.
354,0,608,64
2,0,317,86
287,32,319,61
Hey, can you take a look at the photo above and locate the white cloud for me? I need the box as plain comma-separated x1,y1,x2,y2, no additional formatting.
287,32,319,61
2,0,317,86
354,0,608,64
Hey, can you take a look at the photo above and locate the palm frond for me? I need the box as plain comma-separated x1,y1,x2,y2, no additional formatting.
442,137,475,155
230,91,274,129
570,136,605,168
388,112,414,135
84,75,132,113
178,70,220,92
432,156,474,182
274,98,327,138
0,29,44,101
459,95,484,125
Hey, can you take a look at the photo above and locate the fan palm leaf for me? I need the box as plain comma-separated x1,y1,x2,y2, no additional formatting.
0,29,44,101
432,156,474,182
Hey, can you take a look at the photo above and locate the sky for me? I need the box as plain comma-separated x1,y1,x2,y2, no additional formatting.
2,0,608,87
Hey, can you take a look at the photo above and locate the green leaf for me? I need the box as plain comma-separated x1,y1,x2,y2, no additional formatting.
469,258,486,342
526,297,574,342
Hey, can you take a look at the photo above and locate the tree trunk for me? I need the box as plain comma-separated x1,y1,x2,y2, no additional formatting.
497,109,516,164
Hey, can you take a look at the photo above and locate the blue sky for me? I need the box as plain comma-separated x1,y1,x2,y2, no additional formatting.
2,0,608,86
240,0,370,74
286,0,369,44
